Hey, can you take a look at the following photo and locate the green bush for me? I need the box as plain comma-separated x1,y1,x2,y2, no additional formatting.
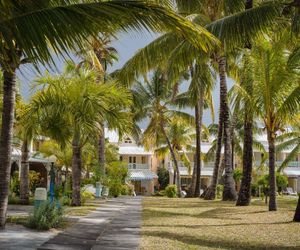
29,170,44,194
233,168,243,183
157,167,169,190
10,172,20,196
257,173,288,194
165,185,177,198
216,184,224,199
60,196,71,206
25,201,64,230
251,183,259,197
8,194,34,205
121,185,129,195
81,190,95,205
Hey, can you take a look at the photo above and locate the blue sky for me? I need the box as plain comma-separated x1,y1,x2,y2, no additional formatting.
17,30,233,126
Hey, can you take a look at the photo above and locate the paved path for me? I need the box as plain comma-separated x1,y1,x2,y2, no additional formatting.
38,196,142,250
0,224,60,250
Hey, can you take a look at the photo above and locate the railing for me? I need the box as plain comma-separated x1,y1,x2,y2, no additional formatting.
128,163,149,170
255,160,300,168
177,161,215,169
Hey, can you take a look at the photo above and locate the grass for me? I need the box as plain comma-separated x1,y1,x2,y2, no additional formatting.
141,196,300,250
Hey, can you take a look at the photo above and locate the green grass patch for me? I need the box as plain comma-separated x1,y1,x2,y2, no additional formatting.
141,197,300,250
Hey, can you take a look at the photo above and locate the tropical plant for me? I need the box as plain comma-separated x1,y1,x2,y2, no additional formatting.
157,167,170,190
15,101,42,204
155,118,195,189
0,0,217,228
165,184,178,198
133,70,194,197
26,200,64,230
276,115,300,171
234,33,300,211
28,64,132,206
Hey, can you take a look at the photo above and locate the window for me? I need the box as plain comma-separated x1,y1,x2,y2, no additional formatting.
124,137,132,144
142,156,146,164
133,157,136,163
119,156,123,162
129,156,132,163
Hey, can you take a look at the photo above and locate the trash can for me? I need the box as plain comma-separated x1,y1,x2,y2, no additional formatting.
95,182,103,198
34,188,47,208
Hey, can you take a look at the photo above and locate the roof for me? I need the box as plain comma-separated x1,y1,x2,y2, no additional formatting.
105,128,119,144
119,146,152,155
128,169,158,181
283,167,300,177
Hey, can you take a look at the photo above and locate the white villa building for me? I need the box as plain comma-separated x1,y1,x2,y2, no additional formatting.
106,129,158,195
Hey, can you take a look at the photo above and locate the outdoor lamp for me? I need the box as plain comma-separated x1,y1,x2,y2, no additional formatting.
48,155,57,203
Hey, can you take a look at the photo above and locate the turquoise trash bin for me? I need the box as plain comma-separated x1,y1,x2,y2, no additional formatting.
95,182,103,198
34,188,47,208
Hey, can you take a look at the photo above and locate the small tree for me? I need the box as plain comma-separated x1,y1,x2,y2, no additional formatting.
157,167,170,190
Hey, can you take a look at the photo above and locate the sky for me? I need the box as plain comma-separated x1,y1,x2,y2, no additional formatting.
17,30,233,127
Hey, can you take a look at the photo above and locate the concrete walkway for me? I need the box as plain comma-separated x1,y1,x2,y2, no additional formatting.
38,196,142,250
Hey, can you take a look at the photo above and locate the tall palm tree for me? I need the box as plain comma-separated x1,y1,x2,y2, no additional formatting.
78,35,119,175
14,101,40,205
0,0,216,228
29,65,132,206
133,70,194,197
155,118,195,187
235,33,300,211
173,62,215,197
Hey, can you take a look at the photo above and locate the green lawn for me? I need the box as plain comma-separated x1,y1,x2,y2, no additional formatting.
141,196,300,250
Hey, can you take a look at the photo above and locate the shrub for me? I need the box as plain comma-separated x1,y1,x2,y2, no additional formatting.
216,184,224,199
81,190,95,205
60,196,71,206
29,170,44,194
25,201,64,230
121,185,129,195
233,168,243,183
165,185,177,198
10,172,20,196
157,167,169,190
257,173,288,194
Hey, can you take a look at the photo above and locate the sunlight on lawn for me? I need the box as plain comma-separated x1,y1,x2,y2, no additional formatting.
141,197,300,250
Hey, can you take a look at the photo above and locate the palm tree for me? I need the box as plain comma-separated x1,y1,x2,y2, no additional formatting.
155,118,195,188
133,70,194,197
276,115,300,171
235,33,300,211
77,35,119,175
14,101,40,205
0,0,217,228
29,64,132,206
173,62,215,197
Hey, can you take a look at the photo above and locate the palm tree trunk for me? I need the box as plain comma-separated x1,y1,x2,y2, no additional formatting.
71,134,82,206
293,195,300,222
173,168,177,185
204,117,223,200
20,139,30,205
0,69,17,228
235,0,254,205
267,129,277,211
187,155,197,197
194,90,204,197
236,111,253,206
161,125,182,197
98,122,106,175
218,56,237,201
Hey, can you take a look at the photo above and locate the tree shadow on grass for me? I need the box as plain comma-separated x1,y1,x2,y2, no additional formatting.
143,207,243,221
143,230,300,250
144,220,293,229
